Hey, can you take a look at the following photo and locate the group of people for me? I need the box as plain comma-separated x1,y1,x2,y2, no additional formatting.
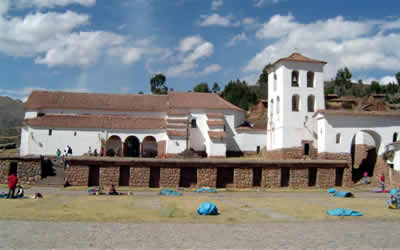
87,147,104,157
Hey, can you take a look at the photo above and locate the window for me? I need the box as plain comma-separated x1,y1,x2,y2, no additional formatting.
74,132,77,136
292,71,299,87
307,95,315,112
307,71,314,88
336,133,341,144
304,143,310,156
191,119,197,128
273,73,277,91
270,99,274,115
48,129,52,136
393,133,398,142
276,96,280,114
292,95,299,112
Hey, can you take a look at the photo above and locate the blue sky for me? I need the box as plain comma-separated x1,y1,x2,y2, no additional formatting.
0,0,400,100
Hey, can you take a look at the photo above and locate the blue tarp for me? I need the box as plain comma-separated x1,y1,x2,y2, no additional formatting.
197,202,219,215
0,193,7,199
333,191,354,198
328,188,336,194
327,208,363,216
195,187,216,193
160,188,182,196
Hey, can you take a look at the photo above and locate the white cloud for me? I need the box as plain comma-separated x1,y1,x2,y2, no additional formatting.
199,13,239,27
15,0,96,8
166,36,215,77
0,0,9,16
178,35,204,53
254,0,281,8
35,31,124,67
211,0,223,10
227,32,248,47
200,64,221,75
108,47,143,65
245,14,400,80
364,76,397,85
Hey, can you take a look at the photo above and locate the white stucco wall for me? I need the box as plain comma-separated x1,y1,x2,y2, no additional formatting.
235,131,267,152
207,140,226,157
166,137,187,154
20,126,167,156
316,114,400,155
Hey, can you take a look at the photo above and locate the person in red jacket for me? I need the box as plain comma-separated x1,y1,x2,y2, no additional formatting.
7,173,18,199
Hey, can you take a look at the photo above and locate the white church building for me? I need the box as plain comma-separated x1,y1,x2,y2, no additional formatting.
20,91,266,158
265,53,400,175
20,52,400,177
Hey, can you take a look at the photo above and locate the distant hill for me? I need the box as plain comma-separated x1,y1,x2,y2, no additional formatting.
0,96,24,137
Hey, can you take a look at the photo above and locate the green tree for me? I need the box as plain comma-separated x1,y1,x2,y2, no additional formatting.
150,74,168,95
211,82,220,93
138,91,144,94
222,80,258,110
396,72,400,86
386,82,398,95
369,80,381,94
334,67,352,96
193,82,210,93
256,63,271,100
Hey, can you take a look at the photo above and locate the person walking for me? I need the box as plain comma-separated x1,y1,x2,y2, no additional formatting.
56,148,61,162
7,172,18,199
380,174,385,191
363,171,369,185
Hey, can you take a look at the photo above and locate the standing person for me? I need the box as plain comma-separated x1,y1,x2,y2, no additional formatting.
56,148,61,162
88,147,92,156
64,146,69,157
380,174,385,191
363,171,369,185
100,147,104,157
7,172,18,199
94,149,98,157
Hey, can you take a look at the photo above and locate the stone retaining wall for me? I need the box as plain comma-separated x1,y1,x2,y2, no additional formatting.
0,156,351,189
0,158,41,185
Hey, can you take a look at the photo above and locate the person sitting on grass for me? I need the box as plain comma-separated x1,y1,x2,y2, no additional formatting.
109,184,119,195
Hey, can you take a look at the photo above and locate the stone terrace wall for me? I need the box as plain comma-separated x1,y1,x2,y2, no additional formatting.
59,157,350,189
0,157,41,185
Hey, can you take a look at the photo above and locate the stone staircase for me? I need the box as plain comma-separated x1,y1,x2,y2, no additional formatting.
36,161,65,187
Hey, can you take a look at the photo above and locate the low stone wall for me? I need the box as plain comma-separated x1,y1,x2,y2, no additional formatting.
265,144,318,160
0,157,42,185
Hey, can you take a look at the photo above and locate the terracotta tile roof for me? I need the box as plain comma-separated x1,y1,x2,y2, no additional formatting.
207,120,224,127
167,109,188,116
168,92,243,112
268,53,327,70
167,124,187,129
25,91,244,113
167,119,188,124
24,91,169,112
167,130,187,137
23,115,166,130
208,131,227,140
313,110,400,118
207,113,225,118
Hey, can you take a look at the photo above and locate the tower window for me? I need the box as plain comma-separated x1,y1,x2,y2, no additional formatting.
292,95,300,112
48,129,52,136
276,96,280,114
336,133,341,144
270,99,274,115
191,119,197,128
393,132,398,142
307,95,315,112
307,71,314,88
292,71,299,87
